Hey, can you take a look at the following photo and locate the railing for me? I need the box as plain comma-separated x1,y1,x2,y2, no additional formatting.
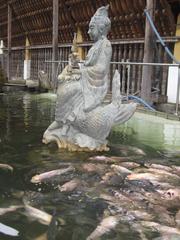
111,61,180,116
1,40,174,88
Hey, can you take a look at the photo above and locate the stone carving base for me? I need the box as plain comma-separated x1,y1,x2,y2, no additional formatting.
43,138,109,152
42,123,109,152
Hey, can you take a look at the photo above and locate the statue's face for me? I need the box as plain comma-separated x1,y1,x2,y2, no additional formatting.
88,22,100,41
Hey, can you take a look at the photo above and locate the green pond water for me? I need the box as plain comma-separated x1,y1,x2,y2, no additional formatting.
0,92,180,240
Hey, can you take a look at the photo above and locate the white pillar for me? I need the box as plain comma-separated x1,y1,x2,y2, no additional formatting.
23,60,31,80
24,37,31,80
167,66,180,104
0,40,4,54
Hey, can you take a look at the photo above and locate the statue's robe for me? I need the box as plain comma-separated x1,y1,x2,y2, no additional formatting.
55,37,112,124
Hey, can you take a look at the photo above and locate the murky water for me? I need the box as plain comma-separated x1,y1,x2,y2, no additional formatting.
0,92,180,240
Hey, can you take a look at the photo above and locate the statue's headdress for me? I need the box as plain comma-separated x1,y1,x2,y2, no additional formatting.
94,5,109,18
90,5,111,35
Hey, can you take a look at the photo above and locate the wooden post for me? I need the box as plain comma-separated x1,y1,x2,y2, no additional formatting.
141,0,155,103
76,27,85,60
174,14,180,61
24,37,31,80
7,4,12,82
25,37,31,61
52,0,59,90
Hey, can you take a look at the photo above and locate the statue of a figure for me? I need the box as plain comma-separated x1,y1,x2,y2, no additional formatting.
43,5,136,151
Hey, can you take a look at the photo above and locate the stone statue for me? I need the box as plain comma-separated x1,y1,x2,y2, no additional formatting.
42,5,136,151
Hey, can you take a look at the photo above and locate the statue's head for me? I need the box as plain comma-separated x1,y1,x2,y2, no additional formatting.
88,5,111,41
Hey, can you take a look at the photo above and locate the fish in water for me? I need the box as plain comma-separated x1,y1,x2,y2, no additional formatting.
126,172,167,182
147,168,180,180
130,146,146,156
31,166,75,183
24,205,65,226
175,210,180,228
58,178,81,192
129,210,154,221
34,233,47,240
144,163,172,172
162,188,180,199
0,222,19,237
82,163,107,175
86,215,120,240
151,205,175,227
140,221,180,236
153,234,180,240
127,172,160,182
172,166,180,176
99,193,117,203
88,155,116,163
0,205,23,216
24,205,52,225
0,163,13,172
88,155,132,164
111,164,132,176
119,162,140,170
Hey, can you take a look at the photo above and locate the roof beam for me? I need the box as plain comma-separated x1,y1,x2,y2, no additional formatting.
15,7,53,20
0,6,53,27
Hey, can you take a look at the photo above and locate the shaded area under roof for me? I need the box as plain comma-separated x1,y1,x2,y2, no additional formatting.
0,0,179,47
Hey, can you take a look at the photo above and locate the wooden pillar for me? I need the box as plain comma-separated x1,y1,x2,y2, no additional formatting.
25,37,31,61
52,0,59,90
7,4,12,82
174,14,180,61
77,27,85,60
141,0,155,103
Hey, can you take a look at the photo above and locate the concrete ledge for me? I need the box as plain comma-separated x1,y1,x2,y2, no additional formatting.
26,79,39,88
8,78,26,85
3,84,26,92
137,107,180,121
155,103,180,115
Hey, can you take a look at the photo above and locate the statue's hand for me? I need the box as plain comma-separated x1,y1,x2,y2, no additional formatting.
58,65,69,82
70,69,81,81
65,75,71,81
58,74,65,82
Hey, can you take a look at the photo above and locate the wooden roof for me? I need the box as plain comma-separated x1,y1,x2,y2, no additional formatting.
0,0,179,47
